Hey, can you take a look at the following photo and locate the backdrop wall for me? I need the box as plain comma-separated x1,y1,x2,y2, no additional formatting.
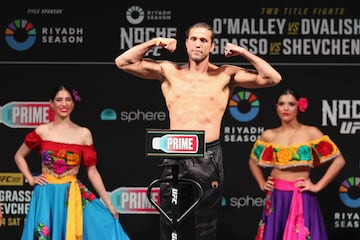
0,1,359,239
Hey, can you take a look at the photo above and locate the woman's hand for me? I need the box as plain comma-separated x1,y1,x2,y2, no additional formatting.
30,174,48,186
295,177,318,193
263,176,274,192
108,204,119,219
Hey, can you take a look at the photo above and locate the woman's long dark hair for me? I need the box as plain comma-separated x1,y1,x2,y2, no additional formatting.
276,88,300,102
50,84,75,102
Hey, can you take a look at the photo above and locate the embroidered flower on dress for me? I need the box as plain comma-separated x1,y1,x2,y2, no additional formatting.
296,97,308,112
65,181,96,208
53,160,67,174
41,149,80,175
255,221,265,240
253,144,265,160
255,191,273,240
41,151,52,166
305,226,311,240
297,145,311,160
264,191,273,216
79,181,96,207
262,145,274,161
67,153,80,165
314,141,334,157
35,222,50,240
276,148,293,163
58,149,67,158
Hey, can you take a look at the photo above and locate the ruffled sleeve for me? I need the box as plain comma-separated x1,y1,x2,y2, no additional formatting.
82,145,97,167
250,135,341,169
311,135,341,166
250,139,277,167
24,130,42,150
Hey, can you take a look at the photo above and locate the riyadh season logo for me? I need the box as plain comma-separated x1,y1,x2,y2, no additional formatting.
5,19,36,51
228,90,260,122
223,90,264,143
126,6,145,24
120,6,175,52
339,176,360,208
125,5,172,25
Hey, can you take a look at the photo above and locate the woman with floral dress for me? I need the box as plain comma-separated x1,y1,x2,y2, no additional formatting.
14,84,130,240
248,88,345,240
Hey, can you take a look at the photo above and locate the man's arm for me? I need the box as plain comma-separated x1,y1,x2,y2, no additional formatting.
114,38,177,80
225,42,282,88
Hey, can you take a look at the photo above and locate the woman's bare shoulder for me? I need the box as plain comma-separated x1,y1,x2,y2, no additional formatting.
302,125,324,139
34,123,51,136
78,126,93,145
259,128,278,141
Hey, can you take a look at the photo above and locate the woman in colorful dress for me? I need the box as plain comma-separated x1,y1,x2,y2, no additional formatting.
14,84,130,240
248,88,345,240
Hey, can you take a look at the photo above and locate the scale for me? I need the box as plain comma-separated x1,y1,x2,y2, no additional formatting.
145,129,205,240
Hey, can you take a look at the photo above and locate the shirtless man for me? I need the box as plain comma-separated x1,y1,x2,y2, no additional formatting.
115,22,282,240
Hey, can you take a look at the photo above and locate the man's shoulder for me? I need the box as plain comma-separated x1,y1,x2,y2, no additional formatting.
160,60,181,66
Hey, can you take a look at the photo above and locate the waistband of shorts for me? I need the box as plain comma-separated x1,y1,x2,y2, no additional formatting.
206,139,221,149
